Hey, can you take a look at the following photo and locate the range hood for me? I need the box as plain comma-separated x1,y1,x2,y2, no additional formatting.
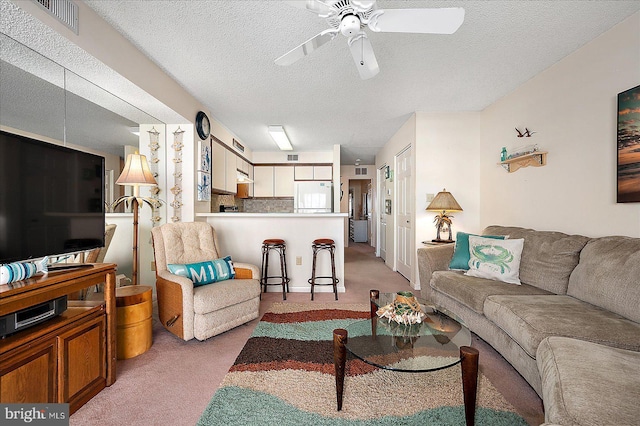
237,170,253,184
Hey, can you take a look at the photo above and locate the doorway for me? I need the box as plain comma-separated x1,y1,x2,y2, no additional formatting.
348,179,371,244
395,146,412,279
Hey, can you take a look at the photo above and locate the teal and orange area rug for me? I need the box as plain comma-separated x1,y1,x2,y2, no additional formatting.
198,303,527,426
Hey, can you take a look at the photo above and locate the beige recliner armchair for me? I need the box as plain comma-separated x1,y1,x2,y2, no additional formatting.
151,222,261,341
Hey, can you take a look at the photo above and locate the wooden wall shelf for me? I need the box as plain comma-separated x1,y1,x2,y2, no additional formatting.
498,151,547,173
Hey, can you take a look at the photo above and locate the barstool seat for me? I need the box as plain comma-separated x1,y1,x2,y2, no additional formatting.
260,239,290,300
263,238,285,245
313,238,335,245
308,238,339,301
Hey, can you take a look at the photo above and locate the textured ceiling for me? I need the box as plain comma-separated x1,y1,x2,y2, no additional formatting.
3,1,640,164
83,0,640,165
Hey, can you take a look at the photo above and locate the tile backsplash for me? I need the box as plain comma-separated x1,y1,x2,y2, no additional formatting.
211,195,293,213
242,198,294,213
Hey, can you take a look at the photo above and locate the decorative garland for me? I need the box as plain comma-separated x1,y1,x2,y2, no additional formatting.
170,127,184,222
148,127,161,227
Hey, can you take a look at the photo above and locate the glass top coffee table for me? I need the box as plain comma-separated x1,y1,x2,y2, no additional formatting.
333,290,479,426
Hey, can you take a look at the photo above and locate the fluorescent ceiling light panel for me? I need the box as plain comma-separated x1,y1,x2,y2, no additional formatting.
268,125,293,151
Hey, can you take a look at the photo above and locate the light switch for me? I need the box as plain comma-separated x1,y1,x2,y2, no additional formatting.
426,193,435,202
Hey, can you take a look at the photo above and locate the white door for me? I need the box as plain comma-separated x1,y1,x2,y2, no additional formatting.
396,147,412,279
378,166,387,261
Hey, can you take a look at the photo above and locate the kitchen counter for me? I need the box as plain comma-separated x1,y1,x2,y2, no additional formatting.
197,213,348,218
196,213,347,295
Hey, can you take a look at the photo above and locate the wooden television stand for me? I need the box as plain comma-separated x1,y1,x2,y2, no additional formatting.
0,263,117,414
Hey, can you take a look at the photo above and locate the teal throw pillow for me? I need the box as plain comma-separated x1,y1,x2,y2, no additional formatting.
449,232,507,270
168,256,235,286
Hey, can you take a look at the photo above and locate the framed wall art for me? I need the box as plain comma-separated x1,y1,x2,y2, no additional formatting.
197,138,212,201
617,84,640,203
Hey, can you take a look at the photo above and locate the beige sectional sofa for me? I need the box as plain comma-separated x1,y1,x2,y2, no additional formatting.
417,226,640,426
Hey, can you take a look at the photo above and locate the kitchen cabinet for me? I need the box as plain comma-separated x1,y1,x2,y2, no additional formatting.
225,149,237,193
274,166,294,197
211,141,238,194
212,142,226,192
237,157,249,174
294,165,333,181
294,166,313,180
313,165,332,180
254,166,274,197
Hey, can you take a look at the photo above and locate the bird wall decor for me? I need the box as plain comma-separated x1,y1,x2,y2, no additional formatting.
515,128,536,137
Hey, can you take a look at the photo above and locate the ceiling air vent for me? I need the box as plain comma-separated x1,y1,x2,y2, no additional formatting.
33,0,79,34
287,154,299,162
233,139,244,153
355,167,368,175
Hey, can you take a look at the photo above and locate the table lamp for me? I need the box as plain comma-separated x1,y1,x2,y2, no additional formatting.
114,152,158,286
425,189,462,243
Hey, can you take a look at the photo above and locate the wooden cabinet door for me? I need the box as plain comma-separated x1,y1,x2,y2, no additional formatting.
254,166,274,197
58,315,106,412
0,338,57,403
274,166,294,197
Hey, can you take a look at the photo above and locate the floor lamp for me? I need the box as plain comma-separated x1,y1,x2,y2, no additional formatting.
115,152,157,286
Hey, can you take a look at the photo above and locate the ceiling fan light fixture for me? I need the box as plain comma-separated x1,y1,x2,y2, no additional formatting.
268,125,293,151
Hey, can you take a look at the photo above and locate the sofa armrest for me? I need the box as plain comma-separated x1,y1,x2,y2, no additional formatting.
417,245,455,302
233,262,261,280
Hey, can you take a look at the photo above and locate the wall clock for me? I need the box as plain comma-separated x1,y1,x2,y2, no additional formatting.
195,111,210,140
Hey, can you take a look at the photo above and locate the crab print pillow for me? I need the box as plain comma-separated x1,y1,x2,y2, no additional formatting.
465,235,525,285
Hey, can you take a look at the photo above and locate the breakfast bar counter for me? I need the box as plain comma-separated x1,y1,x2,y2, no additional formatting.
196,213,347,294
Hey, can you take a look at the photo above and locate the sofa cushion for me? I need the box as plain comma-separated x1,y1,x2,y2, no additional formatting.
483,226,589,294
465,236,524,284
537,336,640,426
484,295,640,358
430,270,551,315
193,278,260,314
568,235,640,323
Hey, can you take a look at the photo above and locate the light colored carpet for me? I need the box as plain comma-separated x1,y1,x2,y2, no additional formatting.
70,242,543,425
198,302,527,425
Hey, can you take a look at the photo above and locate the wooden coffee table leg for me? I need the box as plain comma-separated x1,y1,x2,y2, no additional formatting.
369,289,379,318
333,329,348,411
460,346,479,426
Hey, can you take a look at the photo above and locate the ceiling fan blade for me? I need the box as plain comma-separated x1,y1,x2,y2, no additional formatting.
285,0,334,16
348,33,379,80
275,29,338,66
368,7,465,34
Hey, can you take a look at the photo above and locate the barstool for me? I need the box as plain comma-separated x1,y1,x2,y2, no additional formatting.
308,238,339,301
260,239,290,300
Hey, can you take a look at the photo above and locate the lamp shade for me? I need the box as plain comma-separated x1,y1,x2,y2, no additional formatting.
116,153,157,186
426,189,463,212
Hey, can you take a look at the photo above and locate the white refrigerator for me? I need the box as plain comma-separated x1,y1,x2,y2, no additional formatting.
294,181,333,213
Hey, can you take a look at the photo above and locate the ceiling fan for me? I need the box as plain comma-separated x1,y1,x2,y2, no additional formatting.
275,0,465,80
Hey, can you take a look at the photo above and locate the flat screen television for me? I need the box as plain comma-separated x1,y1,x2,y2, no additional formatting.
0,130,105,264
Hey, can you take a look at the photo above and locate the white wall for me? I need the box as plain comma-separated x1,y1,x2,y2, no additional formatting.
480,12,640,237
415,112,482,242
